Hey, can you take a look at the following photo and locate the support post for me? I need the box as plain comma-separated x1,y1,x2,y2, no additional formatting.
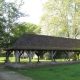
28,50,32,63
50,51,57,62
72,52,77,61
5,50,12,63
15,50,23,63
65,51,71,61
15,50,20,63
37,54,40,63
76,52,79,60
18,50,24,62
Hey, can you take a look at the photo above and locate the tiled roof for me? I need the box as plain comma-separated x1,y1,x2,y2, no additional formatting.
9,33,80,51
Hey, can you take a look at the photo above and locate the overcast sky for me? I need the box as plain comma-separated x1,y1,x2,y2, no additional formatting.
6,0,47,25
20,0,44,25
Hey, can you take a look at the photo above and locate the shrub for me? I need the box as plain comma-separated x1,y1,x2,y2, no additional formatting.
44,52,50,60
0,53,6,57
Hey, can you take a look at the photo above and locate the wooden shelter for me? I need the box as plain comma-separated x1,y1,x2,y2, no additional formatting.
5,33,80,63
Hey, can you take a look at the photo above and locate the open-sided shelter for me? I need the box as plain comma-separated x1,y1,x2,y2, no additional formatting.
5,33,80,63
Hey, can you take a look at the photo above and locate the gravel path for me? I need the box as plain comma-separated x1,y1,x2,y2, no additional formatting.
0,63,33,80
0,71,33,80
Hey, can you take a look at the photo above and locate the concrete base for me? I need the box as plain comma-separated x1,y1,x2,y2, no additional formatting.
5,61,80,70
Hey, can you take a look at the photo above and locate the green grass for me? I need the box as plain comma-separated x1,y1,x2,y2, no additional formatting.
0,57,71,63
0,57,6,62
1,57,80,80
15,64,80,80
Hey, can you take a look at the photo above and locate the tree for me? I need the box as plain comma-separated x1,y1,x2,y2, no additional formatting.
10,23,40,45
0,0,25,48
40,0,80,39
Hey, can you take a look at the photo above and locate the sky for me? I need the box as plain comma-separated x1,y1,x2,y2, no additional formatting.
20,0,43,25
6,0,47,25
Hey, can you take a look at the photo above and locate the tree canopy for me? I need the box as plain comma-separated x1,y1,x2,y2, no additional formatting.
0,0,41,49
0,0,25,48
40,0,80,39
12,23,40,36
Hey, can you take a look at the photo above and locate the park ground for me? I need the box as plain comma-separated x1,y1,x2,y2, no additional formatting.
11,62,80,80
0,63,33,80
0,57,80,80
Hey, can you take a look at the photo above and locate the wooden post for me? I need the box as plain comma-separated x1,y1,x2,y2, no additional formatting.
35,51,42,63
15,50,24,63
51,51,54,62
28,50,32,63
65,51,71,61
5,50,12,63
37,55,39,62
68,52,71,61
15,50,20,63
72,52,77,61
50,51,56,62
76,52,79,60
18,50,24,62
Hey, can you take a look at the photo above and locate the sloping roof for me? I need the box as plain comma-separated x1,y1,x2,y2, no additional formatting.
9,33,80,51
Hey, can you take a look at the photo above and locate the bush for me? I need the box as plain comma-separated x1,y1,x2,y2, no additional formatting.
0,53,6,57
44,52,50,60
0,53,13,57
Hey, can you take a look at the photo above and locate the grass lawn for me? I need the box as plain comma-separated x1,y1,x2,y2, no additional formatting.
0,57,70,63
15,64,80,80
0,57,6,62
1,57,80,80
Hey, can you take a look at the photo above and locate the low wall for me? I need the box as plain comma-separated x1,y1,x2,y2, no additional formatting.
5,61,80,70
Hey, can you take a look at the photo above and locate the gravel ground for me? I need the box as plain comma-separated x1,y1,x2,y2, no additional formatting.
0,63,33,80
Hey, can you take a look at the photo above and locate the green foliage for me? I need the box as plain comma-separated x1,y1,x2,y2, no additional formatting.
10,23,40,45
0,53,6,57
12,23,40,35
35,51,45,59
0,0,25,48
0,0,41,49
44,52,50,60
40,0,80,39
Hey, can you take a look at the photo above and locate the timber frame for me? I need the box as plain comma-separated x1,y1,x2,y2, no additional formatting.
5,33,80,63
